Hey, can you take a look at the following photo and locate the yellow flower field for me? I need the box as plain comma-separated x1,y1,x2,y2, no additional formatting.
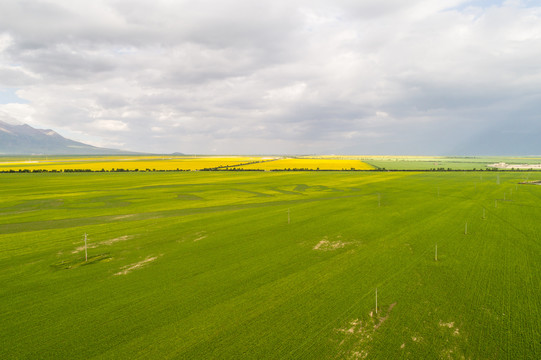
0,155,374,171
0,156,266,171
234,158,374,170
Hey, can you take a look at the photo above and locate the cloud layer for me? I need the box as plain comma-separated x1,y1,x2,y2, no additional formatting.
1,0,540,154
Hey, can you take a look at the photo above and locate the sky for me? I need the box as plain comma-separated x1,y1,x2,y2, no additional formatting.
0,0,540,155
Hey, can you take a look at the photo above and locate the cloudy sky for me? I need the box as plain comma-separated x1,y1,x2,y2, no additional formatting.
0,0,540,154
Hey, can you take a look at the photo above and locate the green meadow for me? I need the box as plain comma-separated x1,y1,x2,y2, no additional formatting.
362,156,541,170
1,171,540,359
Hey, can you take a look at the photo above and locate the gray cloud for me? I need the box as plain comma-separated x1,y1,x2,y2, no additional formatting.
0,0,540,154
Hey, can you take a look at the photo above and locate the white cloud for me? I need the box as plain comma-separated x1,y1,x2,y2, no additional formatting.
93,119,128,131
0,0,539,154
0,32,13,52
0,103,34,125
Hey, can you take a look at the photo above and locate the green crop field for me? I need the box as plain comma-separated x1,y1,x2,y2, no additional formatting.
360,156,541,171
1,171,540,359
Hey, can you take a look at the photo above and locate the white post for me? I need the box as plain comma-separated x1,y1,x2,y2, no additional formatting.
84,233,88,262
375,288,378,314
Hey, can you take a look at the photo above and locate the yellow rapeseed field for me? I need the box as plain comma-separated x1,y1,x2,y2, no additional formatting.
0,155,374,171
0,156,264,171
234,158,374,170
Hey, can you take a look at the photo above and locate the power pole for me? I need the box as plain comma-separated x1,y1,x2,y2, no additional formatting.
375,288,378,314
84,233,88,262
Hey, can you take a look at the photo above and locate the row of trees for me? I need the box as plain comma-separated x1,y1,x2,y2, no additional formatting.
0,168,191,173
1,167,538,173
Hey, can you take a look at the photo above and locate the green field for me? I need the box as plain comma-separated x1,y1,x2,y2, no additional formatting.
1,171,540,359
360,156,541,171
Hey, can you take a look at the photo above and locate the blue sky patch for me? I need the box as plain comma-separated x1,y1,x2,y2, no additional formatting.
0,88,29,104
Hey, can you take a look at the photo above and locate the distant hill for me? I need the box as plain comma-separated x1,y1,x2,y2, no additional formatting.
0,120,135,155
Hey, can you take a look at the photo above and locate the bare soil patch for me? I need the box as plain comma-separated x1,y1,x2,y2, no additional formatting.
313,236,349,251
114,255,160,275
374,302,396,329
193,231,208,242
72,243,98,254
335,302,396,358
113,214,135,220
72,235,135,253
439,320,461,337
101,235,134,245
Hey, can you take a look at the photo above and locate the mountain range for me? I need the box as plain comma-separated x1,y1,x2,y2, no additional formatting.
0,120,133,155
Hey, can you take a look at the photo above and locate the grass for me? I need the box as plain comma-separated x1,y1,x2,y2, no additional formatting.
1,171,540,359
358,155,541,170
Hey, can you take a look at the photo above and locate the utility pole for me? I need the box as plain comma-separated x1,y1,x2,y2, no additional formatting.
375,288,378,314
84,233,88,262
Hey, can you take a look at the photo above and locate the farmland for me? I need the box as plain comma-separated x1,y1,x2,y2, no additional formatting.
313,155,541,171
0,155,373,172
0,155,263,172
1,171,540,359
234,158,374,171
3,155,540,172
